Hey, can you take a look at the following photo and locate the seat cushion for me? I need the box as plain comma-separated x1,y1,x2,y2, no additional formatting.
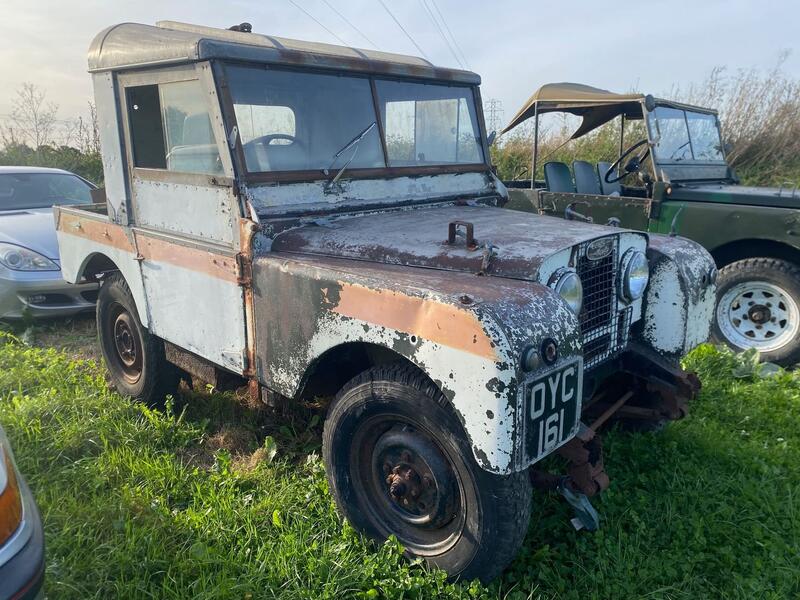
544,162,574,193
573,160,601,194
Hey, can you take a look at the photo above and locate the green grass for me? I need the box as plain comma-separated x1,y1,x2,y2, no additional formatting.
1,333,799,599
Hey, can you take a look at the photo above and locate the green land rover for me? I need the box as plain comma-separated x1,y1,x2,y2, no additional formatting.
502,83,800,365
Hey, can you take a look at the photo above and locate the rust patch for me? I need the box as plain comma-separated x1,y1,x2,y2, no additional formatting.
58,212,135,253
134,233,239,283
333,282,497,360
239,218,259,380
58,212,241,282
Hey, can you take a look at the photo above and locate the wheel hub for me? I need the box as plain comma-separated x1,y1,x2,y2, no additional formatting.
748,304,771,324
107,305,143,383
373,426,457,529
717,280,800,352
115,318,136,365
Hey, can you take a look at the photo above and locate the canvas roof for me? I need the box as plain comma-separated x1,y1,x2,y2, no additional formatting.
502,82,718,140
501,83,647,138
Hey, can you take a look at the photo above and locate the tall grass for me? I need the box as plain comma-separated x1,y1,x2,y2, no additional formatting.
2,332,800,598
493,59,800,187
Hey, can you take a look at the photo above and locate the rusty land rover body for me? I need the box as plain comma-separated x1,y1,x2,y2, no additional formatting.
55,22,716,581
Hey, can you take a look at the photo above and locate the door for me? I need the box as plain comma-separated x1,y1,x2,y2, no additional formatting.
118,63,249,374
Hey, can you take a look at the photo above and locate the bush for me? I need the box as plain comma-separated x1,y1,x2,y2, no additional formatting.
0,143,103,185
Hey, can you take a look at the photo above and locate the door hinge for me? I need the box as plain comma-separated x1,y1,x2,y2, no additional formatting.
236,253,253,287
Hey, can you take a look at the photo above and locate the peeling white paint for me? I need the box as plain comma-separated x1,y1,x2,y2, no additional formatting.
247,172,493,216
642,234,716,355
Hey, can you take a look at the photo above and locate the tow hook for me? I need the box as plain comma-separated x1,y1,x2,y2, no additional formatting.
558,479,600,531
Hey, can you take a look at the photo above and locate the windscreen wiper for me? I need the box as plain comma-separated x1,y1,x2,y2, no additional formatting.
670,140,691,161
323,121,376,191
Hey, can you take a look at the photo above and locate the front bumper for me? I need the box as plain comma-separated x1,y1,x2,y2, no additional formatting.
0,265,97,319
0,475,45,600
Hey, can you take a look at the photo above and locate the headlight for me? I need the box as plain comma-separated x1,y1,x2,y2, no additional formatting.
0,242,59,271
551,269,583,315
620,250,649,301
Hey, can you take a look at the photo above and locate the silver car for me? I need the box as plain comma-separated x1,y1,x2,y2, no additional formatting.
0,166,98,319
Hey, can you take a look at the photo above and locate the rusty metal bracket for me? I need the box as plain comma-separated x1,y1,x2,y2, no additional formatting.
445,220,479,250
530,423,609,498
619,345,702,420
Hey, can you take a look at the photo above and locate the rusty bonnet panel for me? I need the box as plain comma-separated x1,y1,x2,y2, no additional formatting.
271,204,644,280
251,252,581,473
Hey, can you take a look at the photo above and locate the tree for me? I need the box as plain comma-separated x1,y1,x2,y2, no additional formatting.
1,83,58,151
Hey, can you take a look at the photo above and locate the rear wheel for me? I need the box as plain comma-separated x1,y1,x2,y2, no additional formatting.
322,364,531,582
96,273,180,404
712,258,800,366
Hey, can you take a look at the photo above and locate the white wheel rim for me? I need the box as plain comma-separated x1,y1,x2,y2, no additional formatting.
717,281,800,352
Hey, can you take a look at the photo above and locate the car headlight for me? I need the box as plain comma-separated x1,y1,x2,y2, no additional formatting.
550,269,583,315
620,250,649,301
0,242,59,271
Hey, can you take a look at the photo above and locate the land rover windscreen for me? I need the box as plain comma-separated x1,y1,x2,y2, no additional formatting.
646,105,727,179
220,65,487,182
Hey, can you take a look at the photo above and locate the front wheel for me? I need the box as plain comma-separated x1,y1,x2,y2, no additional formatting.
712,258,800,366
322,365,532,582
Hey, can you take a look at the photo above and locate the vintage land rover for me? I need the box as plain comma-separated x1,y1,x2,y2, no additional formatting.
502,83,800,366
56,22,716,581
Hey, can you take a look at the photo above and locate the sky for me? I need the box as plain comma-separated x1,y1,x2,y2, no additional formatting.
0,0,796,131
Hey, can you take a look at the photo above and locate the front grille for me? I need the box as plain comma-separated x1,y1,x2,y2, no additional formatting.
578,245,617,331
576,237,631,369
28,293,72,306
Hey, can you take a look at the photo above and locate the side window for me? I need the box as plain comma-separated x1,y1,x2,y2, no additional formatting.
126,80,223,175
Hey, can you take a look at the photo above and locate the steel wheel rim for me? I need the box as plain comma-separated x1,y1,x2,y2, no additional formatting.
108,302,143,384
350,413,466,556
717,281,800,352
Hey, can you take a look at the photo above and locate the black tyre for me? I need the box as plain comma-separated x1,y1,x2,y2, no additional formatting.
96,273,180,404
712,258,800,366
322,364,532,582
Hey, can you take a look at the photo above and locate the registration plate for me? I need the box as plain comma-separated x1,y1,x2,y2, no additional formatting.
523,358,583,463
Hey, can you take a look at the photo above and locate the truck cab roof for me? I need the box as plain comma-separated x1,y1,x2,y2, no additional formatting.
88,21,480,84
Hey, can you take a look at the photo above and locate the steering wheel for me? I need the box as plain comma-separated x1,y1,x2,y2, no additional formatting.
604,139,650,184
246,133,301,147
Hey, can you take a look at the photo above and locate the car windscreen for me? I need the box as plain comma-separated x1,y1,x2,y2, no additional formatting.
374,79,484,167
0,173,93,211
648,107,724,163
227,66,384,173
225,65,485,174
